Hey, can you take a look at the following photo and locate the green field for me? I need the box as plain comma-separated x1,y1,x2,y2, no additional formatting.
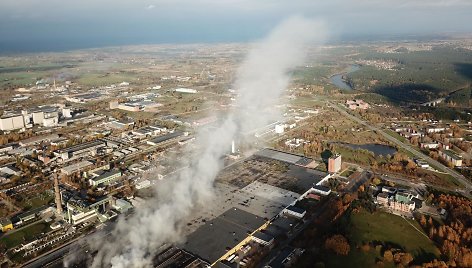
332,145,376,165
340,168,355,177
322,209,440,267
77,72,138,87
384,129,408,143
18,192,54,211
0,222,50,249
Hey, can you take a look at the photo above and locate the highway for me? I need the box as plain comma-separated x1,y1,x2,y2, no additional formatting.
329,101,472,192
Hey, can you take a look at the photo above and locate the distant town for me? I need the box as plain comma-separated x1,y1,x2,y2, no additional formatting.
0,38,472,268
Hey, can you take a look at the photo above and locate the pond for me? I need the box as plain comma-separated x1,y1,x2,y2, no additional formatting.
335,142,397,156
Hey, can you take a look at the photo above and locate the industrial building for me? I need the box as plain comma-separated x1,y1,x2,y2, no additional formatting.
66,200,98,225
282,206,306,219
65,92,102,103
132,125,167,137
61,160,94,175
54,140,106,161
183,207,265,264
146,131,183,146
267,247,304,268
19,134,60,147
0,218,13,232
175,88,197,94
0,113,27,131
65,196,112,225
152,247,210,267
252,231,275,246
29,106,59,127
311,185,332,196
89,170,122,186
0,106,68,131
255,148,317,168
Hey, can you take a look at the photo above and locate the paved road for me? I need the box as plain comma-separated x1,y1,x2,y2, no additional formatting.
329,101,472,192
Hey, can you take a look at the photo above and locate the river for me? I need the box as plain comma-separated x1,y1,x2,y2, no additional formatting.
329,64,360,91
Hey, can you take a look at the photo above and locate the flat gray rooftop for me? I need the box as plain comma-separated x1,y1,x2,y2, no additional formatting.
255,148,304,164
183,207,265,263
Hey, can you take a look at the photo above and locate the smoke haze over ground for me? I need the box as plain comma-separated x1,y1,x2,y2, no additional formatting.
73,16,327,268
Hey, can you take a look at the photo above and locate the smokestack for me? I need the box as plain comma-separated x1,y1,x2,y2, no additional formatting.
231,140,236,154
54,173,63,216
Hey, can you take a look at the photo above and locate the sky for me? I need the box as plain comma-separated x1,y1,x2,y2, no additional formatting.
0,0,471,52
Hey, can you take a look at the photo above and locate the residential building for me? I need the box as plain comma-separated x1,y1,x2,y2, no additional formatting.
376,191,416,213
438,150,463,167
328,154,342,173
415,159,430,168
420,142,440,149
376,192,389,206
426,127,446,133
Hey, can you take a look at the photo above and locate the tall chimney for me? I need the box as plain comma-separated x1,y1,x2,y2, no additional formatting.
231,140,236,154
54,173,63,216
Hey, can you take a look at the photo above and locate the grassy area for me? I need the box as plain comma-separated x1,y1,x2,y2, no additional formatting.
347,210,439,256
0,222,50,249
77,72,138,87
332,145,376,165
18,192,54,211
292,65,332,85
384,129,408,143
322,209,440,267
340,168,355,177
427,170,462,188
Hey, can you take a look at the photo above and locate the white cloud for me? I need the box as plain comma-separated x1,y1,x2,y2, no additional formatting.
146,4,155,9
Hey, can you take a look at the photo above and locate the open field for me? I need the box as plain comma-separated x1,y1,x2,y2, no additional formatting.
0,222,50,249
17,192,54,211
318,209,440,268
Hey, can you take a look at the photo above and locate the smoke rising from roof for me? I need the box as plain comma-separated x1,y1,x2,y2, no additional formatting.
71,16,326,268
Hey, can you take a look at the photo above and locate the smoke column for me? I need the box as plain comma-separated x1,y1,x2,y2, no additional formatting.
82,16,326,268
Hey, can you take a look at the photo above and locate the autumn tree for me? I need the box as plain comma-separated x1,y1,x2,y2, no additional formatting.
384,250,394,262
420,215,427,227
394,252,413,266
324,234,350,256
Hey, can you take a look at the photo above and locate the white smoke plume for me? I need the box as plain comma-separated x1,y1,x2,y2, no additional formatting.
80,16,327,268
